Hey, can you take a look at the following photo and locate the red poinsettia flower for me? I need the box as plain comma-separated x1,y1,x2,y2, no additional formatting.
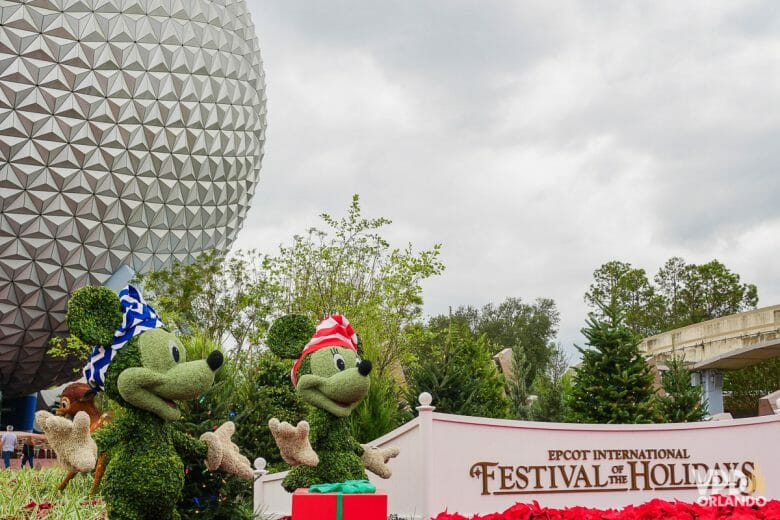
434,498,780,520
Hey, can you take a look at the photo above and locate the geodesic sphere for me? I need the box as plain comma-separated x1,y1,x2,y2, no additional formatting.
0,0,266,397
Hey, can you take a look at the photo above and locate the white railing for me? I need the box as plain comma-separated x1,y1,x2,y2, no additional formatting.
254,393,780,519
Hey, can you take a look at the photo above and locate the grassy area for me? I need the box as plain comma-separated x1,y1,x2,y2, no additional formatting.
0,468,412,519
0,468,106,520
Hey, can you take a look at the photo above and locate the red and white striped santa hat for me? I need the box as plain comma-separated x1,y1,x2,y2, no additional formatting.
291,314,358,385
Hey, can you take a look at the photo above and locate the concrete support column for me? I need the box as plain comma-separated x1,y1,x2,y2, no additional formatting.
105,265,136,291
694,369,724,415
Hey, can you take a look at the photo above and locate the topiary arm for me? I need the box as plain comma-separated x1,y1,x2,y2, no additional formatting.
198,422,253,479
36,411,97,473
360,444,401,479
268,419,319,467
91,419,123,454
171,429,207,460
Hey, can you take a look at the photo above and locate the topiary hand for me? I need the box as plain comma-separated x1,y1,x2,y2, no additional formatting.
361,444,400,478
199,421,253,479
35,410,97,473
268,418,319,467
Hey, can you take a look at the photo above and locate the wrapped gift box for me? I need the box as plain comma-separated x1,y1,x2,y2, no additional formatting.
292,488,387,520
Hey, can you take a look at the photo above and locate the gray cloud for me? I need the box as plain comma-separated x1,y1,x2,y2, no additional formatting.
240,0,780,354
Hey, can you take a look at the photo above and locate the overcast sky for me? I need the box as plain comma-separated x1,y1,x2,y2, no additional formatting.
236,1,780,358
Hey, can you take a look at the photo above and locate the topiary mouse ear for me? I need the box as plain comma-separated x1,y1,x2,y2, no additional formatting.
267,314,314,359
66,286,123,346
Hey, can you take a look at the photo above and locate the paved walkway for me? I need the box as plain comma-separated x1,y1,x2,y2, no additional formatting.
2,456,60,471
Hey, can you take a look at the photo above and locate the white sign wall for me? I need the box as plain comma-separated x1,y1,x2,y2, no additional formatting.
429,413,779,515
254,397,780,519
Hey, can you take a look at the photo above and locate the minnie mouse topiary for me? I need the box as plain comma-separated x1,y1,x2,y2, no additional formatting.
36,285,252,520
266,314,400,492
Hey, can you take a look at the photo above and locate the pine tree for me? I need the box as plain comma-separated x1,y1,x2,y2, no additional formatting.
176,333,253,520
232,349,307,472
405,320,510,419
658,355,707,422
569,304,658,424
529,343,571,422
508,346,533,419
350,371,411,443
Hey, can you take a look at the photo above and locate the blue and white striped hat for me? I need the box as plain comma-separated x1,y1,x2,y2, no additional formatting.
82,285,164,391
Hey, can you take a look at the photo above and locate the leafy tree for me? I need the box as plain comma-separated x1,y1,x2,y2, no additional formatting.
529,343,571,422
265,195,444,440
656,257,758,329
724,359,780,417
477,298,559,375
569,304,658,424
657,355,706,423
138,250,279,358
587,257,758,337
585,261,666,337
431,298,559,357
653,256,687,323
428,297,559,417
404,320,510,419
267,194,444,378
47,334,91,373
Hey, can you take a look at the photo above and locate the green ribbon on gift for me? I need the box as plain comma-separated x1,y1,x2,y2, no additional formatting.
308,480,376,494
308,480,377,520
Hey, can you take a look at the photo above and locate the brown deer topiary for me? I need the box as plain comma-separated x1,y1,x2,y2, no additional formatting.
55,382,111,494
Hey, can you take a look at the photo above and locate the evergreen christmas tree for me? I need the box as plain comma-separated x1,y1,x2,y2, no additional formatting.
508,346,533,419
529,344,571,422
176,334,253,520
232,349,307,472
569,303,658,423
658,354,707,422
350,371,411,443
177,379,252,520
405,320,510,419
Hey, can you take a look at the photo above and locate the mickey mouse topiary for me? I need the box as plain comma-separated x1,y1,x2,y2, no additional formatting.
36,285,252,520
267,314,400,492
